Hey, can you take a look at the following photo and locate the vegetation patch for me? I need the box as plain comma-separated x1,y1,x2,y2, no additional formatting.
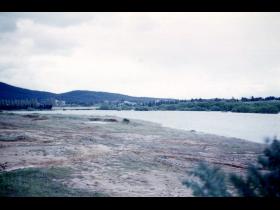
183,138,280,197
0,134,28,142
103,118,118,122
89,117,118,122
97,99,280,114
0,167,103,197
89,117,103,121
122,118,130,123
23,114,48,121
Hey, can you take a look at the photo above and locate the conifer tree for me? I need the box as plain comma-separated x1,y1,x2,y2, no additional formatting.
183,162,231,197
230,138,280,197
183,138,280,197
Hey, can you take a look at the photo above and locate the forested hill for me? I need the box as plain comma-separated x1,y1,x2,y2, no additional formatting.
0,82,160,105
56,90,161,104
0,82,55,101
1,82,279,113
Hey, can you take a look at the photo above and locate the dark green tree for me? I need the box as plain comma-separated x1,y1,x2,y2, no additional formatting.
183,138,280,197
230,138,280,197
183,162,231,197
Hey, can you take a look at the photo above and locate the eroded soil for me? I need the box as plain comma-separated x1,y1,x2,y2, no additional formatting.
0,112,264,196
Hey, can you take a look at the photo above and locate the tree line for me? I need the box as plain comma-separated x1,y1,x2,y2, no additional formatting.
98,98,280,114
0,99,52,110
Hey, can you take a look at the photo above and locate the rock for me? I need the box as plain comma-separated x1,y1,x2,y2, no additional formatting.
0,162,8,170
122,118,130,123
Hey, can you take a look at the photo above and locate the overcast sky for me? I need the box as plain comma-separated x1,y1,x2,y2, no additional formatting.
0,12,279,99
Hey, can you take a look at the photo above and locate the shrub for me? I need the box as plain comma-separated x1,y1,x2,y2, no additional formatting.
230,138,280,197
183,137,280,197
122,118,130,123
183,162,230,197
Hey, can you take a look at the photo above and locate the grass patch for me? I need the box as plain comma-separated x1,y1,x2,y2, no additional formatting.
0,135,27,142
0,167,103,197
23,114,48,121
89,117,118,122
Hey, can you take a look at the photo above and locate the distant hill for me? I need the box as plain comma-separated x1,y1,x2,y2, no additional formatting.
1,82,279,113
57,90,159,104
0,82,160,105
0,82,55,101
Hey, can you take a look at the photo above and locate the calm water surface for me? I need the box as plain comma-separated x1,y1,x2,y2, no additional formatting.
13,109,280,144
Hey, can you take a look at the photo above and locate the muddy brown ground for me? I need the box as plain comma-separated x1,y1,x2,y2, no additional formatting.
0,112,264,196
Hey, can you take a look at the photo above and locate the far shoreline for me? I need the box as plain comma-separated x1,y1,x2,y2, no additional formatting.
5,107,280,115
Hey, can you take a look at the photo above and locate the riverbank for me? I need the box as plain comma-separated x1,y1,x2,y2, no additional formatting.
0,112,264,196
9,110,279,143
97,100,280,114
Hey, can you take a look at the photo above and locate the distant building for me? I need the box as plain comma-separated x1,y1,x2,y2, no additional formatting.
123,101,137,105
54,99,66,106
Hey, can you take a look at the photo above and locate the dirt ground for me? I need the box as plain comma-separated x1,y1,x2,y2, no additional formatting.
0,112,264,196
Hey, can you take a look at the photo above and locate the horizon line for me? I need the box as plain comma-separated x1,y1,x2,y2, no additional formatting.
1,81,279,101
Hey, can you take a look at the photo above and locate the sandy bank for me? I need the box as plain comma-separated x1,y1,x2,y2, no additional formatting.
0,112,264,196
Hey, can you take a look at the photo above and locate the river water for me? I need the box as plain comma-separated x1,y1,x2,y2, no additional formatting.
12,109,280,144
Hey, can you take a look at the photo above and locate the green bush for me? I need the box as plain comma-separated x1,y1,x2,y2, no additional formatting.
183,137,280,197
230,138,280,197
122,118,130,123
183,162,230,197
0,167,102,197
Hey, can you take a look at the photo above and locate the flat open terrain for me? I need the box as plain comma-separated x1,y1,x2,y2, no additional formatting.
0,112,264,196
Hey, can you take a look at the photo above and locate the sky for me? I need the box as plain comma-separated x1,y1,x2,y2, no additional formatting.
0,12,279,99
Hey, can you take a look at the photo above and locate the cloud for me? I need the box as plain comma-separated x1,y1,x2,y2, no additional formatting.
0,12,279,98
0,12,96,32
